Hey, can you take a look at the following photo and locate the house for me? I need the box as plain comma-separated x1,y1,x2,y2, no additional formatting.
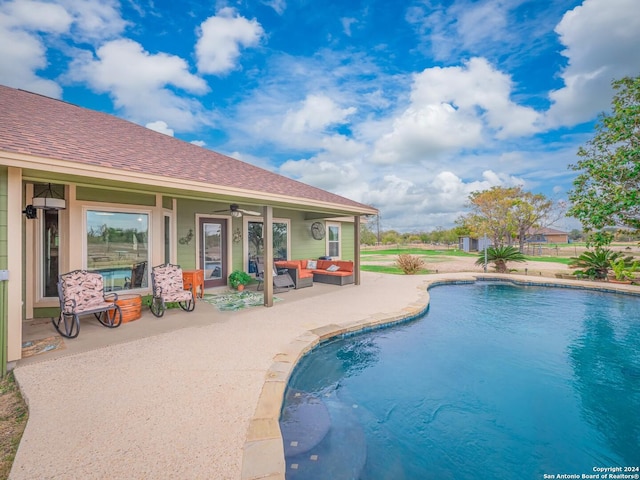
0,85,377,371
525,227,569,244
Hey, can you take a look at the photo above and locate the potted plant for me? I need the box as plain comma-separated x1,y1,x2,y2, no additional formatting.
609,257,639,284
228,270,252,291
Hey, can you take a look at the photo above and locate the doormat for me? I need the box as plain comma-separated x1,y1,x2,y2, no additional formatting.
202,291,282,311
22,336,66,358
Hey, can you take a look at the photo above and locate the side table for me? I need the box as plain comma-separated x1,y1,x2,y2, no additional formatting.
115,293,142,323
182,269,205,301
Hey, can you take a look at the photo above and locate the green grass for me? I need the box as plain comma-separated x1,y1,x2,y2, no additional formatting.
361,265,432,275
361,248,474,257
522,256,573,265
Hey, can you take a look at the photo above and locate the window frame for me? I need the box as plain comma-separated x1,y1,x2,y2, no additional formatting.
326,222,341,259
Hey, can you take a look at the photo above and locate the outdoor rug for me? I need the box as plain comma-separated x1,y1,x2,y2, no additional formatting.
202,291,282,311
22,335,66,358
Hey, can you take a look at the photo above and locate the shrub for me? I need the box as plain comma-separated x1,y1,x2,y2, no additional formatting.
395,254,426,274
475,246,526,273
569,247,621,279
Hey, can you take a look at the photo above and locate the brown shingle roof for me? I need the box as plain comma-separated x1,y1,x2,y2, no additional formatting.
0,85,375,213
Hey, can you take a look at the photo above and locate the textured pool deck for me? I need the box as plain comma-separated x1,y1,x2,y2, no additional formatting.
10,272,640,479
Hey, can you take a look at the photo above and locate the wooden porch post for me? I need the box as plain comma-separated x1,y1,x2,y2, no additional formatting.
354,215,361,286
263,206,274,307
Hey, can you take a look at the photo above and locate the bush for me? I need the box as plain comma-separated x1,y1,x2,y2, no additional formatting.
395,254,426,274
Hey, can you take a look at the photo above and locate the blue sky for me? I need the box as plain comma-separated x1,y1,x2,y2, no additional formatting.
1,0,639,232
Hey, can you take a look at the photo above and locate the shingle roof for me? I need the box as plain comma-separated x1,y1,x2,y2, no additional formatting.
0,85,375,213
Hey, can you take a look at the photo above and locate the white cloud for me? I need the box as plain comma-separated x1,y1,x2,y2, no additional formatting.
195,7,264,75
1,0,72,32
68,39,210,130
546,0,640,126
146,120,174,136
0,0,127,97
191,140,206,147
262,0,286,15
341,17,357,36
370,57,540,165
58,0,128,43
0,26,62,97
282,95,356,134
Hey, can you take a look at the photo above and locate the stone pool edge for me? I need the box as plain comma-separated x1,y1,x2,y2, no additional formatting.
239,273,640,480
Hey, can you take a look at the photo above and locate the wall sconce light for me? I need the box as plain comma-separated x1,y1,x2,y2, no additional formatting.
178,229,194,245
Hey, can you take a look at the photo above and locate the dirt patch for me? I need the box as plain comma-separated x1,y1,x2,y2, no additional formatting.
0,372,28,479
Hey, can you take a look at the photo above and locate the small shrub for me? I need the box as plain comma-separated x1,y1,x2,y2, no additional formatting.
395,254,425,274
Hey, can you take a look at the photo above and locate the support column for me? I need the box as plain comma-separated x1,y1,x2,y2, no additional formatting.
354,215,361,285
263,206,273,307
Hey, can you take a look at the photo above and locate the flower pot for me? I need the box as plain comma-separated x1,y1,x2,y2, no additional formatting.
237,284,245,292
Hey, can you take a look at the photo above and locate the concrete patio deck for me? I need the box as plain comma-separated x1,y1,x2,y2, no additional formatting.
10,272,640,479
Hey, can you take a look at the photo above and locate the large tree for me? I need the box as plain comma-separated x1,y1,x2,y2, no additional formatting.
458,186,557,250
568,76,640,245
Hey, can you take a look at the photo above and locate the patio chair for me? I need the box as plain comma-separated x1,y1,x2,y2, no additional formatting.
53,270,122,339
150,263,195,317
124,261,147,289
256,257,294,292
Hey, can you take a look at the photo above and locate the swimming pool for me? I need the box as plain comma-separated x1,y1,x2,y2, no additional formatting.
280,282,640,479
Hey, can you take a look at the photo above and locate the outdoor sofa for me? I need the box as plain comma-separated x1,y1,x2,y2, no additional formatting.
274,259,354,287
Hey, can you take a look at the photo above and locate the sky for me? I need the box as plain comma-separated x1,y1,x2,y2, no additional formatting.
1,0,639,233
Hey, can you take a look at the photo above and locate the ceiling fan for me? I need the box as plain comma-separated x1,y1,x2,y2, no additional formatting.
213,204,261,217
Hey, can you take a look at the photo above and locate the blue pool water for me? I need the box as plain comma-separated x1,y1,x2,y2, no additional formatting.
280,282,640,480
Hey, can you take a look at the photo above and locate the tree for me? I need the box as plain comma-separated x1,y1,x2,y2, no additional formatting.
568,76,640,245
458,186,558,250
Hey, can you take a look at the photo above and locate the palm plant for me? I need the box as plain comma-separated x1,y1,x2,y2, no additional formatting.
475,245,526,273
568,247,621,280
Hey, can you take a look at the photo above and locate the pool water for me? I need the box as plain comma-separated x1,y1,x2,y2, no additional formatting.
280,282,640,479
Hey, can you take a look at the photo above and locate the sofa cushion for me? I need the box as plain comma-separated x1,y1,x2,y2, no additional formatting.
326,264,339,272
306,259,317,269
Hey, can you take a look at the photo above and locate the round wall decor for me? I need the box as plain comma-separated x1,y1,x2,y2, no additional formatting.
311,222,325,240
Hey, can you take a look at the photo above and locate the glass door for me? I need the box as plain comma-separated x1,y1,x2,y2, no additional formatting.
199,218,227,288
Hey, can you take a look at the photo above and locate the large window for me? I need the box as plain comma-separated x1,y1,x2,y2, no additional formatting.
247,219,289,272
86,210,150,291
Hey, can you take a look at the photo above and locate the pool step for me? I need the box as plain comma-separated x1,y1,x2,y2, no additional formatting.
282,392,367,480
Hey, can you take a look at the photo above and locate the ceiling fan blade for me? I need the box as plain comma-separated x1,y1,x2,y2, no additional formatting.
238,208,261,216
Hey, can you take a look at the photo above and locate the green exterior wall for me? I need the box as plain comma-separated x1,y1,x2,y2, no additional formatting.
76,186,156,206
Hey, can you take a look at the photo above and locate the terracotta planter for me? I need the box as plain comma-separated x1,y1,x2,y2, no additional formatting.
237,284,245,292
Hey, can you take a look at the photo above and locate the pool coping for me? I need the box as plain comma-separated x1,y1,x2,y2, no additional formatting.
240,273,640,479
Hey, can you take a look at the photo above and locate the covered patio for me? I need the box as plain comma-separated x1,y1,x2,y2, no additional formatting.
12,271,436,479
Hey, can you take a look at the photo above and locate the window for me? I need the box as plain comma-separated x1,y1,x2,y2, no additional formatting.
86,210,150,291
327,223,341,258
246,219,289,272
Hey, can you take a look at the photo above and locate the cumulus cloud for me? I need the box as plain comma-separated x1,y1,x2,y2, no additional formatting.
68,39,209,130
146,120,174,136
283,95,356,134
546,0,640,126
370,57,540,164
191,140,206,147
0,0,126,97
0,0,72,97
195,7,264,75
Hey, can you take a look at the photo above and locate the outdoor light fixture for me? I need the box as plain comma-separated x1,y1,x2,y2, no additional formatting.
231,210,242,218
31,183,66,210
23,183,66,219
